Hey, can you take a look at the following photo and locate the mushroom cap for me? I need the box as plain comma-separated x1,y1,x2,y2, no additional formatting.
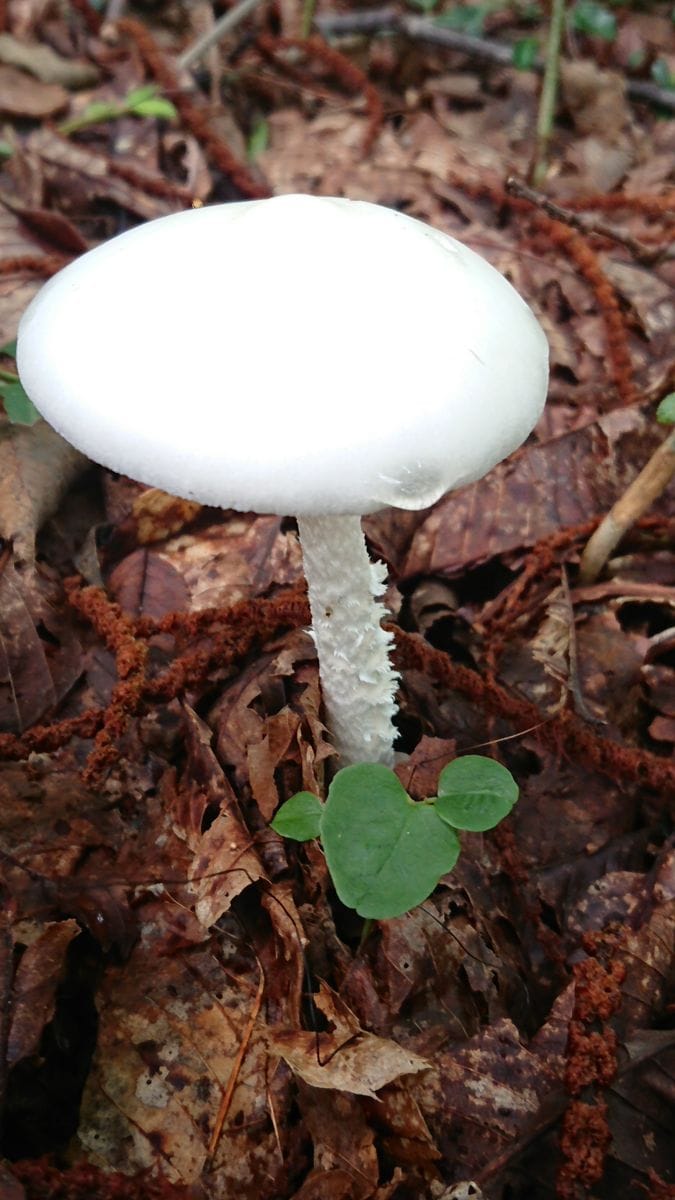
18,194,548,516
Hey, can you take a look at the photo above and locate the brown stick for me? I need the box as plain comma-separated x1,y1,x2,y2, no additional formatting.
579,427,675,584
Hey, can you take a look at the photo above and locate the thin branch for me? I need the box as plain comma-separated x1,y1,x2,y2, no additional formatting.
177,0,268,71
506,176,665,265
579,427,675,584
314,7,675,111
531,0,566,186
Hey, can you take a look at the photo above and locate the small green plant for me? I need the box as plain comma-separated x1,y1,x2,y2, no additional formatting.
512,36,539,70
651,59,675,91
656,392,675,424
247,117,270,162
570,0,617,40
0,339,39,425
433,3,499,36
60,84,177,136
271,756,518,919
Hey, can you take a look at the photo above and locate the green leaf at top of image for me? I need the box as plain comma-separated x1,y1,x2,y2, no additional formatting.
124,84,161,107
571,1,616,39
321,763,460,919
0,381,40,425
271,792,323,841
247,117,270,162
651,59,675,90
130,96,178,120
434,3,495,37
406,0,440,12
436,755,518,832
512,37,539,70
0,338,17,357
656,393,675,424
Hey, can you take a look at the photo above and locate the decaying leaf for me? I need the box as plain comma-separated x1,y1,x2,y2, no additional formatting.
8,918,79,1064
0,419,86,565
269,985,430,1098
0,33,99,88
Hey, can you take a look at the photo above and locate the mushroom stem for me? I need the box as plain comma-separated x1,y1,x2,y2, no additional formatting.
296,515,398,766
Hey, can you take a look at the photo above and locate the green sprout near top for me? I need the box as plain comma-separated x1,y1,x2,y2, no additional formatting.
59,84,177,137
272,756,518,919
0,339,39,425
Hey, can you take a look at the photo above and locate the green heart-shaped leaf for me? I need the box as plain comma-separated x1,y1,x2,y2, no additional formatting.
271,792,323,841
321,764,460,919
435,755,518,832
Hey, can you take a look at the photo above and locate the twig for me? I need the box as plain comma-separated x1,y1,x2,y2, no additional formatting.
104,0,126,22
579,427,675,584
400,14,514,64
177,0,268,71
314,7,675,111
506,176,663,265
301,0,317,39
531,0,566,187
206,966,265,1162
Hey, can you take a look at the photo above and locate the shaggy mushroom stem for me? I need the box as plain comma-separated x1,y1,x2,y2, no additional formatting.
296,515,398,766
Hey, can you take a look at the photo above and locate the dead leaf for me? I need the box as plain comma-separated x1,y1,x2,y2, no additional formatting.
26,128,188,223
269,985,430,1098
0,65,67,117
108,549,190,620
0,33,99,88
402,406,666,579
297,1085,379,1200
560,61,630,143
132,489,202,547
0,420,86,566
175,706,265,930
76,943,289,1197
8,919,79,1064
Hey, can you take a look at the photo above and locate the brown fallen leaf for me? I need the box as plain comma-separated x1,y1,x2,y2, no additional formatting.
108,548,190,620
175,706,265,930
0,33,99,88
402,405,667,579
0,195,88,254
76,943,289,1196
269,984,430,1098
132,488,203,547
26,128,188,223
0,420,86,566
0,65,68,117
7,918,79,1065
297,1084,379,1200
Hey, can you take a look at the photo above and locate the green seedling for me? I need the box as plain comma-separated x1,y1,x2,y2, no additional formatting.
512,37,539,70
271,756,518,920
247,117,270,162
433,3,500,36
570,0,616,40
651,60,675,91
656,392,675,424
0,339,39,425
59,84,177,136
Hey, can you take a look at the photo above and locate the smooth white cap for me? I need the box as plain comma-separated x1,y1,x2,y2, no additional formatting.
17,195,548,516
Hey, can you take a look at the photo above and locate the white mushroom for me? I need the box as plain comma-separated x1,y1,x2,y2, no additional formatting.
17,194,548,767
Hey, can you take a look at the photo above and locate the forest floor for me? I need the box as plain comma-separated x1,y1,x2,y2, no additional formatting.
0,1,674,1198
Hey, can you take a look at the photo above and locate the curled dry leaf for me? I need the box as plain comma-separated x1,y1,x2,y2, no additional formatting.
0,65,68,117
8,918,79,1065
26,129,187,224
0,420,86,564
0,33,99,88
297,1084,379,1200
269,985,430,1099
176,705,265,930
